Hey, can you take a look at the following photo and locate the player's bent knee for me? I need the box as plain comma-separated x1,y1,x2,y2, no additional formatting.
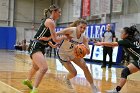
121,67,131,79
73,71,77,77
71,71,77,77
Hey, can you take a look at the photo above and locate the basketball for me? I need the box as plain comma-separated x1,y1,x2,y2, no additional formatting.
74,44,87,58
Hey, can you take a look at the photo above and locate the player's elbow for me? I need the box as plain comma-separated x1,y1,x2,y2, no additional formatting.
52,38,57,43
53,39,57,42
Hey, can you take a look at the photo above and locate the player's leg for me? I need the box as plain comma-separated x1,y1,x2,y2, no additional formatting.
102,46,107,68
106,63,139,93
57,51,77,89
23,41,39,89
63,61,77,79
107,47,113,68
72,58,93,84
28,63,39,81
30,51,48,93
62,61,77,89
72,58,99,93
23,62,39,89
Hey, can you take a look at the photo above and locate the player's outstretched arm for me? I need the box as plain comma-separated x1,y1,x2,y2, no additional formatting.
95,42,118,47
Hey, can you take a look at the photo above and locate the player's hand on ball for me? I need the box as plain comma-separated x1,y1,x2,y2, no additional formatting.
74,44,87,58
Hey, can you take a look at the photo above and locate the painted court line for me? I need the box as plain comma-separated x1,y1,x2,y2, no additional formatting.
0,80,23,93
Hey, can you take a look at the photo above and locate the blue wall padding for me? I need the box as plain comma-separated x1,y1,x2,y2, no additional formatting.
0,27,16,50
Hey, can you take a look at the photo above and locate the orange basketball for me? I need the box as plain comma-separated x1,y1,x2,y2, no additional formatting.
74,44,87,58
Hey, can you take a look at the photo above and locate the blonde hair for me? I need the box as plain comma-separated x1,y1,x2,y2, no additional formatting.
69,18,87,27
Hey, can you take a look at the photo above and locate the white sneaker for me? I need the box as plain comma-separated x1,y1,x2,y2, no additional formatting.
63,76,74,89
105,89,119,93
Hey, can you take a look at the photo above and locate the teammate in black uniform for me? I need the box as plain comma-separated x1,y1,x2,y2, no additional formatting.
22,5,64,93
95,25,140,93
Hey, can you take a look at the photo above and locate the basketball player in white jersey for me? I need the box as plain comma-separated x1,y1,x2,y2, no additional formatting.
57,19,99,93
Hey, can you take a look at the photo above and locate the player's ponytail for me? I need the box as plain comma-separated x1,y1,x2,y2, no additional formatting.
44,9,49,18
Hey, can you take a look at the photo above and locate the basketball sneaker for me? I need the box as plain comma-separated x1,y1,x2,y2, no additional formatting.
63,76,73,89
105,89,119,93
22,79,33,89
30,88,38,93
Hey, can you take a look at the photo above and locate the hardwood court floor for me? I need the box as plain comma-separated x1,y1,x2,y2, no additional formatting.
0,50,140,93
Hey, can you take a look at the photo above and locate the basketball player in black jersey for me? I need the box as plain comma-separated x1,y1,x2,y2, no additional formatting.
22,5,65,93
95,25,140,93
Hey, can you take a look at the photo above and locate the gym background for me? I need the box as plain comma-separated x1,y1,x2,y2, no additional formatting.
0,0,140,49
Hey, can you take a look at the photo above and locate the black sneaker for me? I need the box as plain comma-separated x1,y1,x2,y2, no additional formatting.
101,65,106,68
108,65,112,68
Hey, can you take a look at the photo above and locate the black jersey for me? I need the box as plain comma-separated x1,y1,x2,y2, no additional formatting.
34,18,52,43
118,38,140,61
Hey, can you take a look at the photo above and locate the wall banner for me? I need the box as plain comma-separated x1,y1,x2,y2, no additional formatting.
56,23,116,39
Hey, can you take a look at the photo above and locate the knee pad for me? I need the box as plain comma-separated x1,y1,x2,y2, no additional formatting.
121,67,131,79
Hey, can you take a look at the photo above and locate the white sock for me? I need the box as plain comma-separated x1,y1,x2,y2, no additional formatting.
33,87,37,90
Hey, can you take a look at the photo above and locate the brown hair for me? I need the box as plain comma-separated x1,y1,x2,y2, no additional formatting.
69,18,87,27
44,4,60,17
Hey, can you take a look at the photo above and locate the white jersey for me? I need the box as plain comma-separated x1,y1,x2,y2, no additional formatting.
57,28,86,62
59,28,84,52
